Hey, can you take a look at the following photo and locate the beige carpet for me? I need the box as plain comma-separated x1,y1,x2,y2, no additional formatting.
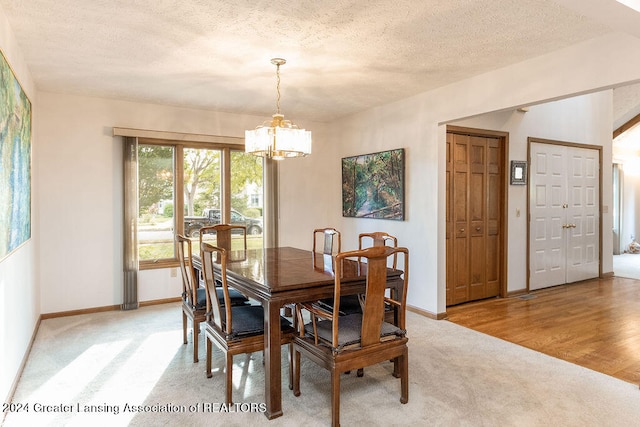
4,303,640,426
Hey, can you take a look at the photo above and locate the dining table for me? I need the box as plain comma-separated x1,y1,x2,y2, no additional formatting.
192,246,405,420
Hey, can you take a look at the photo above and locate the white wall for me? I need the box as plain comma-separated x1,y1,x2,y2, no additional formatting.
451,91,614,292
278,32,640,316
613,127,640,251
0,4,39,403
35,92,324,313
621,172,640,249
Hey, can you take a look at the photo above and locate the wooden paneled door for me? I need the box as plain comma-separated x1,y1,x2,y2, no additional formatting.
446,129,504,306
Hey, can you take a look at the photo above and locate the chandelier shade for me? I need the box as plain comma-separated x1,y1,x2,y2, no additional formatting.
245,58,312,160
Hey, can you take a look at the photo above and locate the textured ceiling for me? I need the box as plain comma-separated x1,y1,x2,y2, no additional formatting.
613,83,640,129
1,0,638,123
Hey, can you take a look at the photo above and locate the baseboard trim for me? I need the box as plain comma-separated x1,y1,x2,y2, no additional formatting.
407,304,447,320
4,315,41,417
41,297,181,319
41,304,121,319
507,289,529,298
140,297,181,307
601,271,614,279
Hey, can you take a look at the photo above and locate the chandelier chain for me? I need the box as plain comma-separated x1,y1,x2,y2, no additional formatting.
275,63,281,115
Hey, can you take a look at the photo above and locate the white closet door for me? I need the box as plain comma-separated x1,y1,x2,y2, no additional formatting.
565,147,600,283
530,143,567,290
529,143,599,290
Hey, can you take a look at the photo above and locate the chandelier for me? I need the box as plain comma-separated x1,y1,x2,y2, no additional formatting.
245,58,312,160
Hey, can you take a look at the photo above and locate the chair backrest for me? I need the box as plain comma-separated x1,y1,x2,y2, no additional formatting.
200,242,232,335
358,232,399,269
313,228,341,255
176,234,198,308
333,246,409,348
199,224,247,253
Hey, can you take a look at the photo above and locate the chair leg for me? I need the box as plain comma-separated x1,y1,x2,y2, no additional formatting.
225,353,233,404
331,368,341,427
400,351,408,404
392,356,400,378
206,337,213,378
192,320,199,363
182,312,187,345
288,343,293,390
292,347,301,397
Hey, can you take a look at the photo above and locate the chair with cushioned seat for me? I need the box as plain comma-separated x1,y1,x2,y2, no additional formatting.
313,228,362,316
292,245,410,427
201,242,295,404
359,231,398,268
177,234,248,363
359,231,399,324
176,234,207,363
313,227,341,255
198,224,250,304
199,223,247,253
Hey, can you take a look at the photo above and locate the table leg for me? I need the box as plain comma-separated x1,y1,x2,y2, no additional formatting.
264,299,283,419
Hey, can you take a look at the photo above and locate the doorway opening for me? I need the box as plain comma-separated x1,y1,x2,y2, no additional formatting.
612,115,640,280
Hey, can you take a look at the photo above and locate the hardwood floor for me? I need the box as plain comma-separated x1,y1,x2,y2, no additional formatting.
445,276,640,385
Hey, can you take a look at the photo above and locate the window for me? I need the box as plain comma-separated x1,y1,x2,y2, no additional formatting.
134,139,263,269
231,150,263,216
137,144,175,262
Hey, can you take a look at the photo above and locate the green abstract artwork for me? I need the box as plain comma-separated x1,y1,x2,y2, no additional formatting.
1,49,32,260
342,148,404,220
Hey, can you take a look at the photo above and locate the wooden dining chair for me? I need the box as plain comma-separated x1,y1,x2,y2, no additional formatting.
199,224,250,305
313,227,341,255
359,231,398,269
201,242,296,405
292,245,410,427
176,234,207,363
359,231,399,321
284,227,343,317
313,228,361,316
199,223,247,252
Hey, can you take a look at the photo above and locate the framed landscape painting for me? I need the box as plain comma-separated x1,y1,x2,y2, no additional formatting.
342,148,405,220
1,50,32,260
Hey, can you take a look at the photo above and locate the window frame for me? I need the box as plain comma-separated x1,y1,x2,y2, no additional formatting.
136,137,250,270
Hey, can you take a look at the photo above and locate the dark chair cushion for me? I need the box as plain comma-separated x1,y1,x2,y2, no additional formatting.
195,288,207,309
192,287,249,310
216,287,250,306
318,294,362,315
338,295,363,314
222,305,292,339
304,313,404,350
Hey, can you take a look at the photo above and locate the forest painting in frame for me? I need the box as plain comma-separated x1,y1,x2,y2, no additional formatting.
342,148,404,220
0,49,32,260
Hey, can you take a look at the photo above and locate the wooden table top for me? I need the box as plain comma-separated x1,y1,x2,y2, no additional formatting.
222,246,368,291
194,246,402,297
